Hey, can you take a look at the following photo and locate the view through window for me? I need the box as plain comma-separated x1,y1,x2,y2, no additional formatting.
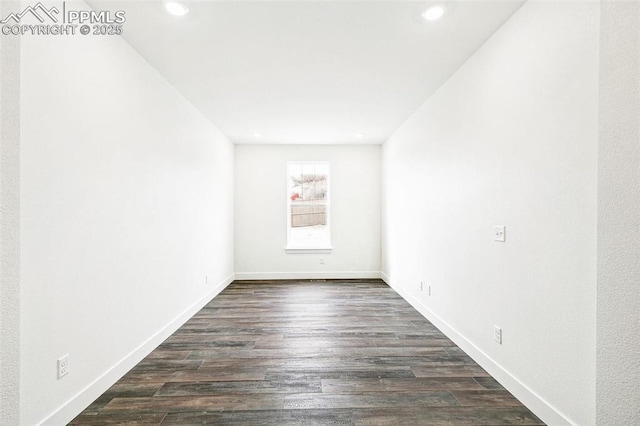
287,162,331,250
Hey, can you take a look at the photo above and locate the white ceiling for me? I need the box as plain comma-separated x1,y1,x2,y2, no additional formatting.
88,1,524,144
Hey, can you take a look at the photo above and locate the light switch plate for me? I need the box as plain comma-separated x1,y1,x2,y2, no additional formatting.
494,225,506,242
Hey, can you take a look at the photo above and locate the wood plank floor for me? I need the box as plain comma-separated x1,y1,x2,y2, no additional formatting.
70,279,544,425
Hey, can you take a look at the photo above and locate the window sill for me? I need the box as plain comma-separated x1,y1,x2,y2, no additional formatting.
285,246,333,254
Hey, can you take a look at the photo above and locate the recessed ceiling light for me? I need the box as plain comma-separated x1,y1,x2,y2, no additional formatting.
253,132,263,139
422,5,445,21
355,133,364,139
164,1,189,16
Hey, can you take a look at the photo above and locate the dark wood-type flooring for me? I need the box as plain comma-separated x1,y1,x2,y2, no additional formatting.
71,279,544,425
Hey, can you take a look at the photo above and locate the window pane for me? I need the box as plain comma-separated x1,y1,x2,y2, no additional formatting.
287,161,330,249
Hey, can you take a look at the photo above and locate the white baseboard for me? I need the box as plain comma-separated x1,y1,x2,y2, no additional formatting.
41,273,235,426
381,272,573,426
234,271,382,280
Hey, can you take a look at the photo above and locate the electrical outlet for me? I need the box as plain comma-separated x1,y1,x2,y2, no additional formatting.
420,281,423,291
428,285,431,296
494,225,506,242
57,354,69,379
320,258,325,265
494,326,502,344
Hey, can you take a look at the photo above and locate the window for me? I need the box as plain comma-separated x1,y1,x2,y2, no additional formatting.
286,161,331,252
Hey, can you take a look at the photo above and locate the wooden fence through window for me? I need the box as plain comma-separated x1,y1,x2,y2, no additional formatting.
291,204,326,227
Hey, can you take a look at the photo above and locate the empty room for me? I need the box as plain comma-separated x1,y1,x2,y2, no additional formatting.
0,0,638,425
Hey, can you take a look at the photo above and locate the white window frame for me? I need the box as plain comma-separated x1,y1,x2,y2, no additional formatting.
285,161,332,253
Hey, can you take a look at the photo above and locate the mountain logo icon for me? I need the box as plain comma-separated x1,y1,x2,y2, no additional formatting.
0,2,60,24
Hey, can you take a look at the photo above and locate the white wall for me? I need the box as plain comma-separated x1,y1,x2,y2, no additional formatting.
596,1,640,424
382,2,598,424
235,145,380,279
19,3,235,424
0,2,21,424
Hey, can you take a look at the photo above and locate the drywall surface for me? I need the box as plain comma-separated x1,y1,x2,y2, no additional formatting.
596,1,640,424
382,2,598,424
0,2,21,423
235,145,380,279
19,3,234,423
